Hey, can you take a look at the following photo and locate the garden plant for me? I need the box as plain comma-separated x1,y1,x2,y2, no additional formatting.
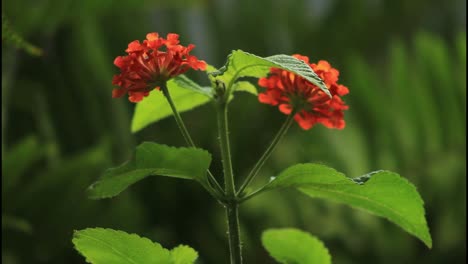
71,32,432,264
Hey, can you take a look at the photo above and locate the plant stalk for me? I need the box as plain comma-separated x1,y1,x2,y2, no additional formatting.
226,202,242,264
161,83,225,196
161,82,196,147
216,103,236,196
216,101,242,264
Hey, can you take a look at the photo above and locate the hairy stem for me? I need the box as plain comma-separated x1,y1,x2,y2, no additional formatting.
216,101,242,264
226,202,242,264
216,103,236,196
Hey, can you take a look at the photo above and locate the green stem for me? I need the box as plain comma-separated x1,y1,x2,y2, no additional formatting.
226,202,242,264
237,113,295,196
216,101,242,264
161,83,225,196
216,102,236,196
161,83,195,147
238,181,272,203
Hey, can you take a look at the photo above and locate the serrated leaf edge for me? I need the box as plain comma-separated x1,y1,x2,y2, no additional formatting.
72,227,170,264
209,50,330,96
87,142,212,199
270,163,432,248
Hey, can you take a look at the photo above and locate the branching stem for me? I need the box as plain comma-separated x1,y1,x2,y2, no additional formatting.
161,83,225,197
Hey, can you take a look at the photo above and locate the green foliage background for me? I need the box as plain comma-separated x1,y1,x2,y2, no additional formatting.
2,0,466,263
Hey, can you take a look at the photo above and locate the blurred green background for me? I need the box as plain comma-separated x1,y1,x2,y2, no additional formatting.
2,0,466,263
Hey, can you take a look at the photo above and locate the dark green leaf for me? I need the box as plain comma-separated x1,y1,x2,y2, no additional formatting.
87,142,212,199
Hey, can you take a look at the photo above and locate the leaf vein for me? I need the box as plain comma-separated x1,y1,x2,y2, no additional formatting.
77,233,140,264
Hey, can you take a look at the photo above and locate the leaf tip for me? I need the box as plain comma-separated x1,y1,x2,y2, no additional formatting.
422,232,433,249
130,119,142,133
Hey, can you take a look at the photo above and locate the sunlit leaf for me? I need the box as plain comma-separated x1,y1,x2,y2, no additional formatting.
262,228,331,264
131,75,212,133
209,50,329,97
73,228,172,264
232,81,258,95
265,164,432,248
170,245,198,264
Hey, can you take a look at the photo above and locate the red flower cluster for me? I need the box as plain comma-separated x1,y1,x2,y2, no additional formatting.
112,33,207,102
258,54,349,130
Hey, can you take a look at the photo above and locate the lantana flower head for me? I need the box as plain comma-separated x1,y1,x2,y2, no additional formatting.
112,33,207,102
258,54,349,130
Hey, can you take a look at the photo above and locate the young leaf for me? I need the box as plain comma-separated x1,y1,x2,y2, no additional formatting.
170,245,198,264
131,75,212,133
209,50,330,97
87,142,212,199
262,228,331,264
265,164,432,248
72,228,172,264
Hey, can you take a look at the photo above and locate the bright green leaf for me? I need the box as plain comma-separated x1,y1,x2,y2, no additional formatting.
205,64,218,75
72,228,171,264
209,50,330,97
87,142,212,199
170,245,198,264
131,75,212,133
171,75,213,97
262,228,331,264
266,164,432,248
232,81,258,95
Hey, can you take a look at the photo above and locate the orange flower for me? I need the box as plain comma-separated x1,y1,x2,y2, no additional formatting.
258,55,349,130
112,33,207,102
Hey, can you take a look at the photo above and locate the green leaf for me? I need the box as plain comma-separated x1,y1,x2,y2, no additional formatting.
262,228,331,264
131,75,212,133
170,245,198,264
72,228,172,264
87,142,212,199
209,50,330,97
171,75,213,97
232,81,258,95
266,164,432,248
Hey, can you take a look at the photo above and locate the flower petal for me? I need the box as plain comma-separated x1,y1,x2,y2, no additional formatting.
257,55,348,130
